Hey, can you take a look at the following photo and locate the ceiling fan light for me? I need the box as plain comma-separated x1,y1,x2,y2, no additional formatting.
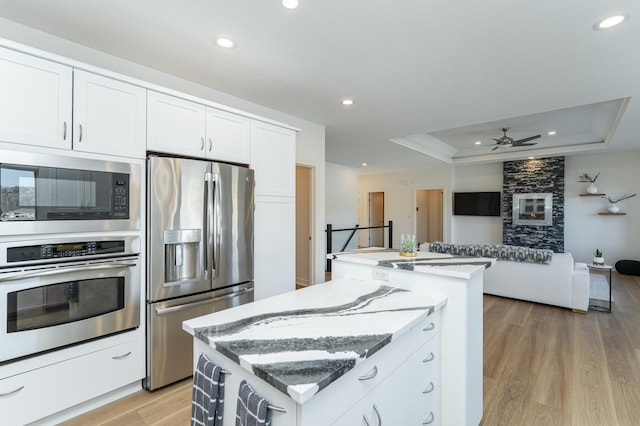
594,14,628,30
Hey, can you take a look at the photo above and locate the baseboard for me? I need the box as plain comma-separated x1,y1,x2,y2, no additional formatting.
572,308,587,314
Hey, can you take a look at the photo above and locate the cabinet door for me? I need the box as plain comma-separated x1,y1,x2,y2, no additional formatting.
250,120,296,197
73,70,146,158
147,91,206,158
205,107,250,164
254,197,295,300
0,47,72,149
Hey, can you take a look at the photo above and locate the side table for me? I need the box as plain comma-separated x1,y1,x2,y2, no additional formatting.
587,263,613,313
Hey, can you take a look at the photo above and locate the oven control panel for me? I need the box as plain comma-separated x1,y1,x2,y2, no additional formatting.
6,240,126,263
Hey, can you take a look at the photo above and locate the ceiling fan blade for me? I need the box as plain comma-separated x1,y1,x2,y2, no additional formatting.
513,134,541,144
513,142,538,147
491,145,500,151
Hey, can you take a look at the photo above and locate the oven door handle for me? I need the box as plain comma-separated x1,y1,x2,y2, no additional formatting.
0,261,138,282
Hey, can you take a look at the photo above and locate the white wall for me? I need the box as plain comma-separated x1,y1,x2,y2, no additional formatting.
0,17,327,285
451,163,503,244
325,162,359,253
565,151,640,265
358,166,454,248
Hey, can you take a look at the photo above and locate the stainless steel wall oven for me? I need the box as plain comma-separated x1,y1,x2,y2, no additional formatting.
0,235,141,364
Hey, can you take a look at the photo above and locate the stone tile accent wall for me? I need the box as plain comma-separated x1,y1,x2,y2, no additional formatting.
502,157,564,252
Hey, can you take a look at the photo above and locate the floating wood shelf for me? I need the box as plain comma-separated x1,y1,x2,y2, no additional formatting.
598,212,626,215
579,193,605,196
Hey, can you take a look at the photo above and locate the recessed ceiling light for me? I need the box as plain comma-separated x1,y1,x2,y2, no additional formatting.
593,14,629,30
215,37,236,49
547,130,557,136
361,162,368,167
282,0,299,9
341,98,355,106
528,156,535,160
474,141,482,145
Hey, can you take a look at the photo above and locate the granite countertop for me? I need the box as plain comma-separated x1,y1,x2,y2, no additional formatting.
183,278,445,404
329,248,495,279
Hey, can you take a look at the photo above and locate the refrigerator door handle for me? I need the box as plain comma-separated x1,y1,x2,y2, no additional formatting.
155,288,253,316
211,172,221,278
203,171,213,280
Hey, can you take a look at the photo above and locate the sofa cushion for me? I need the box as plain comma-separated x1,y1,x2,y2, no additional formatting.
429,241,553,264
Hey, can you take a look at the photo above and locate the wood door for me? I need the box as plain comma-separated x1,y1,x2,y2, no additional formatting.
369,192,384,247
296,165,312,288
416,189,443,244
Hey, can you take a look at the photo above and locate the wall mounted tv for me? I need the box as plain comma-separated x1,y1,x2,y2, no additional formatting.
453,192,501,216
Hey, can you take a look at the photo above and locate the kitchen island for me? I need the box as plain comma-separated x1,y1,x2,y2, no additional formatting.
183,278,446,426
329,249,494,426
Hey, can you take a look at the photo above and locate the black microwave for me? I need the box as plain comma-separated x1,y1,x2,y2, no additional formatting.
0,150,140,233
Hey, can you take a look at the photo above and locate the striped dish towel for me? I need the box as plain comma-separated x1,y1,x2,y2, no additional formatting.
235,380,271,426
191,353,226,426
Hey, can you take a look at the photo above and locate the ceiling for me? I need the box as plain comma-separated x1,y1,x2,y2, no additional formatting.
0,1,638,173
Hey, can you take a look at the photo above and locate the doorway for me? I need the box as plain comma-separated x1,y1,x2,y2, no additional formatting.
295,165,312,288
416,189,443,244
368,192,384,247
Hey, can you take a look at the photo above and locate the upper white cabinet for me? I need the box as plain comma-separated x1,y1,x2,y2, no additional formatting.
0,46,72,149
250,120,296,197
72,70,146,158
147,91,206,158
206,108,250,164
147,91,251,164
0,47,146,158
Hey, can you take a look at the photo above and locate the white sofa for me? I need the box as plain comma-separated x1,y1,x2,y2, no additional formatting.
421,242,590,312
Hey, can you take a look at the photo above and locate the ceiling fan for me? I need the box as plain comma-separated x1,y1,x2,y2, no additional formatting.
491,127,540,151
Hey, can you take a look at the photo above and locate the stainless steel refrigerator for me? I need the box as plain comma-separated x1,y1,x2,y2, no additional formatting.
145,155,254,390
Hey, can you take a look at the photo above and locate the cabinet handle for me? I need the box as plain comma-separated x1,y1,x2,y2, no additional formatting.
362,415,371,426
423,381,435,394
112,351,132,360
373,403,382,426
423,352,435,363
422,411,435,424
63,121,68,140
201,137,205,151
423,322,435,332
358,365,378,381
208,138,212,151
79,124,83,142
0,386,24,397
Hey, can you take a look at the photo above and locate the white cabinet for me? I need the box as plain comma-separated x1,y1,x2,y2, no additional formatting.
253,197,295,300
147,91,251,163
0,47,146,158
0,46,72,149
206,108,251,164
0,338,144,425
250,120,296,197
72,70,147,158
147,90,206,158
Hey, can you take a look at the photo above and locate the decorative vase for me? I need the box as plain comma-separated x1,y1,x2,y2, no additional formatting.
586,182,598,194
608,203,620,213
399,234,417,257
593,256,605,266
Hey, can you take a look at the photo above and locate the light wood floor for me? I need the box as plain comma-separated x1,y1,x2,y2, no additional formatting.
61,272,640,425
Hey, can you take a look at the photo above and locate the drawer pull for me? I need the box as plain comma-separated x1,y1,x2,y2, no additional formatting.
363,415,371,426
423,381,435,394
423,411,435,425
373,403,382,425
423,352,435,363
358,365,378,381
423,322,435,332
0,386,24,397
112,351,132,360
